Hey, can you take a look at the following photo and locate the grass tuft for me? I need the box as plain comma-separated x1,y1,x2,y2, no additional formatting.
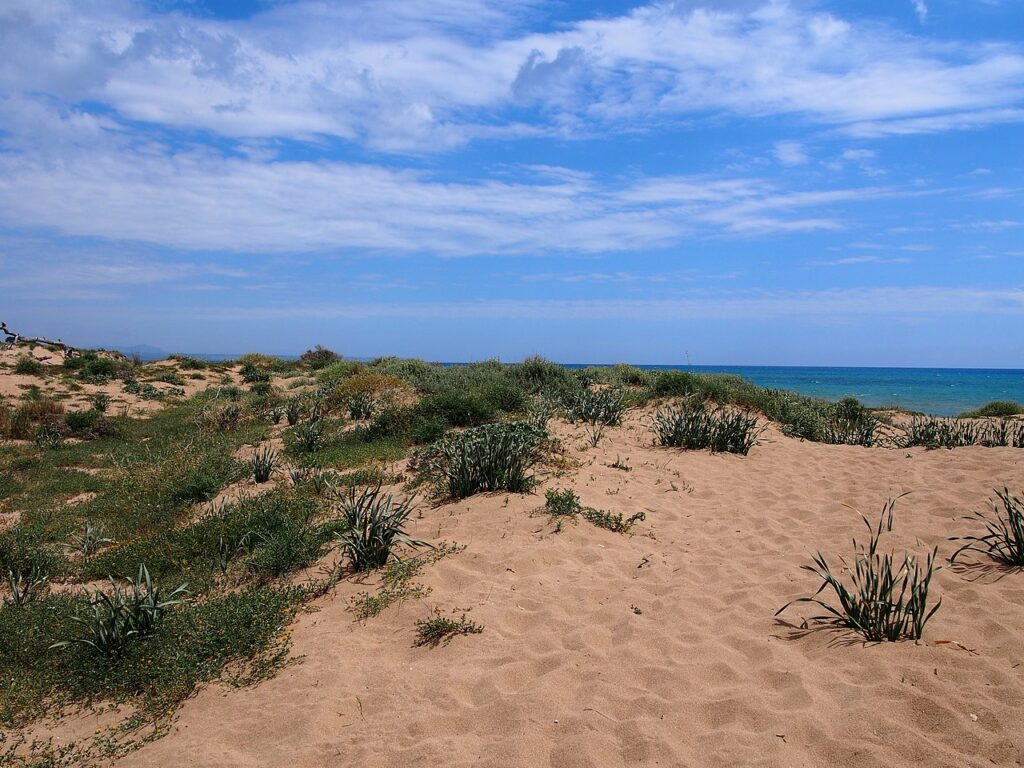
777,498,941,642
652,401,763,455
413,609,483,647
950,487,1024,566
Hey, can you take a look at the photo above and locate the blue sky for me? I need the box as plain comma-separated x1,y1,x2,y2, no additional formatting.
1,0,1023,366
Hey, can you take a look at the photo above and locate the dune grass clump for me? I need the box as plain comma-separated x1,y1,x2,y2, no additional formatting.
819,398,880,447
652,401,763,455
250,445,279,483
777,498,941,642
900,416,1024,448
950,488,1024,566
431,422,545,499
561,385,628,426
333,484,427,571
413,609,483,648
51,565,188,659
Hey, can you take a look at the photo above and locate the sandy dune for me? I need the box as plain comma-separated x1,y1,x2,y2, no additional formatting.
112,414,1024,768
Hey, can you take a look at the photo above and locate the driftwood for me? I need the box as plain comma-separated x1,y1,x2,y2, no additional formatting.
1,322,78,357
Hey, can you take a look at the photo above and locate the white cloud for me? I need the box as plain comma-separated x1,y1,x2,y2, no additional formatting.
1,0,1023,153
774,141,809,166
912,0,929,23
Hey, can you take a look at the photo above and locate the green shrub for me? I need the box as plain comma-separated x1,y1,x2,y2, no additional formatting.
65,352,127,383
91,392,111,413
240,362,271,384
13,355,43,376
776,498,940,642
171,355,208,370
152,370,185,386
5,565,48,607
511,356,574,395
820,397,879,447
299,345,341,370
958,401,1024,419
51,565,189,659
652,401,763,455
951,487,1024,566
422,422,545,499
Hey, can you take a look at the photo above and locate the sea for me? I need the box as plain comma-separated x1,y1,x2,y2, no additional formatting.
584,365,1024,418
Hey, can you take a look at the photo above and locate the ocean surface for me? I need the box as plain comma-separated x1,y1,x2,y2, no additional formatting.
591,365,1024,417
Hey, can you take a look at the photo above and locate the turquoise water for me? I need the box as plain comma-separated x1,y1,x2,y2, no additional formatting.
623,366,1024,417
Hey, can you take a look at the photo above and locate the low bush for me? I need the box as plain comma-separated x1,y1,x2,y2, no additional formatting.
958,400,1024,419
560,385,628,427
776,498,941,642
299,345,341,370
250,445,279,483
13,355,44,376
820,398,879,447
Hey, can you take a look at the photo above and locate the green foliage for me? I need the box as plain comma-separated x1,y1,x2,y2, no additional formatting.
2,585,299,726
560,385,628,426
171,355,208,370
511,355,575,394
540,488,644,534
151,370,185,386
299,345,341,370
64,352,128,384
91,392,111,413
652,401,764,455
13,355,44,376
63,521,113,562
951,488,1024,566
818,397,879,446
51,565,189,659
239,361,271,384
32,420,68,450
900,416,1024,448
333,484,427,571
958,400,1024,419
421,422,545,499
5,565,48,607
250,445,279,483
413,609,483,647
777,499,941,642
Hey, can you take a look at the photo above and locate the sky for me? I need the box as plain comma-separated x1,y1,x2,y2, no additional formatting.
1,0,1023,366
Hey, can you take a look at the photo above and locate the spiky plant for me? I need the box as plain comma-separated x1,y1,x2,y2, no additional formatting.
51,565,189,658
64,521,113,562
333,484,428,571
950,487,1024,566
290,419,323,453
91,392,111,414
652,401,763,455
561,386,628,426
347,391,375,420
284,397,304,426
438,422,543,499
6,566,48,607
250,445,279,483
776,498,941,642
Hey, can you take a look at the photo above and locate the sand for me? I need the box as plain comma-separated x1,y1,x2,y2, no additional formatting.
100,413,1024,768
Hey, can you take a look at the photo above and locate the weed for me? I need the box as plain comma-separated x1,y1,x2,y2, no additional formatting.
299,345,341,370
776,498,941,642
950,487,1024,566
91,392,111,413
608,455,631,471
413,609,483,647
581,507,646,533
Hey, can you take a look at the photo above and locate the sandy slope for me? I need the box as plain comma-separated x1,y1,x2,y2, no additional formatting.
115,414,1024,768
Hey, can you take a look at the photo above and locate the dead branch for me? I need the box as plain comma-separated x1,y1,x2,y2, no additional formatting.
1,322,78,357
